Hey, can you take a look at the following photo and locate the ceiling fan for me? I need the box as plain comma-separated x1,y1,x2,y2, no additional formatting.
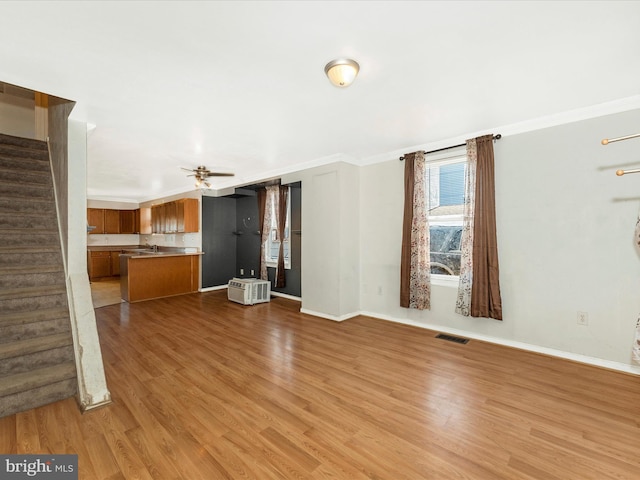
181,165,234,189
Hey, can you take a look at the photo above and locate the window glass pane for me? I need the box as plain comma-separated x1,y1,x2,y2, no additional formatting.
427,158,465,277
265,187,291,268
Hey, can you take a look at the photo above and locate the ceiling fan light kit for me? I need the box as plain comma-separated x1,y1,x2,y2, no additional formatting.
181,165,234,189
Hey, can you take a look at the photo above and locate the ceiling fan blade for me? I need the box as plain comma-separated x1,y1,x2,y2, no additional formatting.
204,172,235,177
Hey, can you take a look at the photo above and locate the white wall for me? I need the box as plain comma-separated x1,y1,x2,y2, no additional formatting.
67,119,111,410
283,162,360,320
359,108,640,369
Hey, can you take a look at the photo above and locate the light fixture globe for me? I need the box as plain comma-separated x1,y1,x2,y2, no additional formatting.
324,58,360,88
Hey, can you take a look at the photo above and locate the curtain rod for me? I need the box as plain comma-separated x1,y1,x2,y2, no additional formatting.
399,134,502,161
601,132,640,145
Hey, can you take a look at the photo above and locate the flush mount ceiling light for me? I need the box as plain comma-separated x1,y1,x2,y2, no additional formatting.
324,58,360,88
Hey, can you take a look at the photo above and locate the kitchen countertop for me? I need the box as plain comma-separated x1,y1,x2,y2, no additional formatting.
87,245,141,252
89,245,203,257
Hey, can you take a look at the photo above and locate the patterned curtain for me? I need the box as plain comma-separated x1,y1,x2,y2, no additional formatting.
274,185,288,288
257,188,267,280
400,151,430,310
259,186,277,281
633,214,640,364
455,139,477,316
455,134,503,320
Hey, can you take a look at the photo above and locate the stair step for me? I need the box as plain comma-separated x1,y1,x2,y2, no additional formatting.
0,229,60,247
0,343,74,377
0,284,66,300
0,143,49,162
0,251,61,269
0,132,48,150
0,306,70,327
0,270,65,291
0,362,76,398
0,264,63,276
0,245,60,254
0,316,70,343
0,212,58,230
0,167,51,186
0,291,68,314
0,181,52,199
0,373,77,418
0,332,73,361
0,197,56,214
0,155,50,173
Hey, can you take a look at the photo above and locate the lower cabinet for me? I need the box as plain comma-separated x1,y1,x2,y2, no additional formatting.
88,250,122,280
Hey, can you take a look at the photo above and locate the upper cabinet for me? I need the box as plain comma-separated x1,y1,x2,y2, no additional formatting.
87,208,141,234
119,209,136,234
151,198,199,234
87,199,198,235
87,208,106,234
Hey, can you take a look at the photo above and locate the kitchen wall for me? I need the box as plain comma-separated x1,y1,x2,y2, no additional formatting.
359,107,640,371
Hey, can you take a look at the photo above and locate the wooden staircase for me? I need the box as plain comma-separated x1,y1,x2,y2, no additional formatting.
0,132,77,418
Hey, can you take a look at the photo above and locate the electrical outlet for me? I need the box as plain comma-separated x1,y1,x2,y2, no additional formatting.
377,286,383,296
577,311,589,326
240,268,244,275
251,269,255,276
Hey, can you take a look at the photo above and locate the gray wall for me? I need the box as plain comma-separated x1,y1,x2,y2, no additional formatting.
201,184,302,297
202,196,237,288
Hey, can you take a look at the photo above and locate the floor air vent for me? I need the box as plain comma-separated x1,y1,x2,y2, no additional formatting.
435,333,469,344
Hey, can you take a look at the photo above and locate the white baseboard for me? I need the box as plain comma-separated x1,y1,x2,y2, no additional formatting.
359,310,640,376
300,308,360,322
271,291,301,302
199,285,228,292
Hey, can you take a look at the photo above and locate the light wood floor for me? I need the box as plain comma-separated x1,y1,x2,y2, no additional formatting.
2,291,640,479
90,277,123,308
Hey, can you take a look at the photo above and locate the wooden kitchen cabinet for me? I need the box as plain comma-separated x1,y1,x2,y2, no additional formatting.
87,208,124,234
104,209,120,234
88,251,112,279
88,250,123,279
150,198,199,234
120,209,136,234
177,198,199,233
87,208,105,234
139,207,152,234
164,201,177,233
110,251,121,276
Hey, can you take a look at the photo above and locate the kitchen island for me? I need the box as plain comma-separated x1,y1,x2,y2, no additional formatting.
119,249,203,303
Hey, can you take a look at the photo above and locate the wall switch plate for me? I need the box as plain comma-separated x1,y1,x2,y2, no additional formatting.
251,269,255,276
240,268,244,275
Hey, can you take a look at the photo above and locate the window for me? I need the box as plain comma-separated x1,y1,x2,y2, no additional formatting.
265,186,291,269
427,155,466,277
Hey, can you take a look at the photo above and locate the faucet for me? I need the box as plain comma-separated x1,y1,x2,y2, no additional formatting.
145,242,158,253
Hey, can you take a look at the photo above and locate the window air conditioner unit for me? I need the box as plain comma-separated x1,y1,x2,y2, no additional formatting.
227,278,271,305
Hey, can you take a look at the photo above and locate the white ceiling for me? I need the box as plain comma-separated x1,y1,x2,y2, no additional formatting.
1,1,639,202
